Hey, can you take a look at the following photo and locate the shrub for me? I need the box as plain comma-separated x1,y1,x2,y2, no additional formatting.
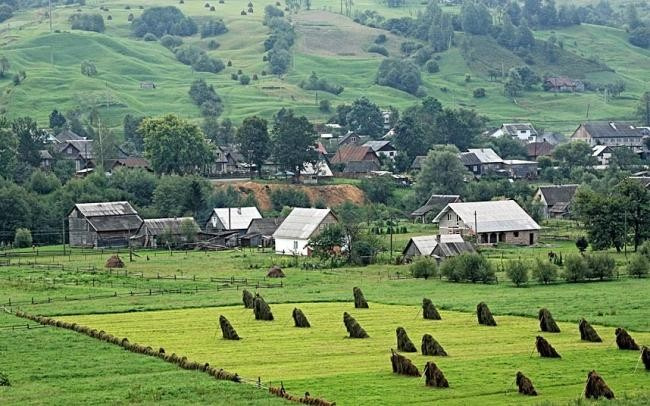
425,60,439,73
532,259,558,284
143,32,158,41
237,69,243,74
319,99,331,112
410,257,437,279
231,73,238,80
241,10,247,15
441,253,494,283
127,13,134,22
576,236,588,252
131,6,197,38
160,35,183,49
376,58,422,95
368,44,388,56
375,34,387,44
252,74,258,80
210,6,215,11
270,188,311,211
207,39,220,50
80,60,97,76
400,41,421,55
239,74,250,85
473,88,486,98
299,72,344,95
14,228,32,248
564,254,587,282
200,18,227,38
627,254,649,278
227,60,232,66
464,73,471,82
584,254,615,280
70,13,105,32
506,259,529,286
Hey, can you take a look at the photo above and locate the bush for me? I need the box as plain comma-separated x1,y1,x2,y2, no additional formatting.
584,254,615,280
473,88,486,98
506,259,529,286
375,34,387,44
14,228,32,248
376,58,422,95
160,35,183,49
143,32,158,41
252,74,258,80
70,13,105,32
270,188,311,211
410,257,437,279
131,6,197,38
532,259,558,284
127,13,134,22
207,39,220,49
200,18,227,37
231,73,238,80
627,254,649,278
368,44,388,56
239,74,250,85
319,99,331,112
80,60,97,76
576,236,588,252
400,41,421,55
564,254,587,282
299,72,344,95
440,253,494,283
425,59,439,73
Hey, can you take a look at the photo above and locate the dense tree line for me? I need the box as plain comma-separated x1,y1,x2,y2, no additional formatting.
264,7,295,75
332,97,385,139
299,72,344,95
69,13,105,32
376,58,423,96
131,6,197,38
174,44,225,74
200,18,228,38
189,79,224,118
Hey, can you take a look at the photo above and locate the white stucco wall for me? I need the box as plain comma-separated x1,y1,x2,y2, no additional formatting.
275,238,310,256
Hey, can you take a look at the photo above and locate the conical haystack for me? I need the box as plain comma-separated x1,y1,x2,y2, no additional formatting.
516,372,537,396
476,302,497,326
242,289,254,309
267,265,285,278
353,287,369,308
105,255,124,268
343,312,369,338
422,298,441,320
390,349,420,376
585,370,615,400
535,336,561,358
219,315,240,340
538,308,560,333
253,295,274,321
424,361,448,387
615,328,640,350
421,334,447,356
578,319,602,342
642,346,649,371
396,327,417,353
292,307,310,328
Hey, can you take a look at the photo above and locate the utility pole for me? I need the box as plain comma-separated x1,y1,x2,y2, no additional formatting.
389,217,393,261
474,211,478,244
645,97,649,126
48,0,53,32
61,217,66,255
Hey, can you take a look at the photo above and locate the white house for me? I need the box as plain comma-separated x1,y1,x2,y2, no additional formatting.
205,207,262,234
433,200,540,245
592,145,613,166
489,123,538,143
362,140,397,160
273,208,338,256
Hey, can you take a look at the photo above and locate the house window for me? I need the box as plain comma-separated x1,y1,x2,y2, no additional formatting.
514,231,519,237
293,241,298,250
447,213,451,221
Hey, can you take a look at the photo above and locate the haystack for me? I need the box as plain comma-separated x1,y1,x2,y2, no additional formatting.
421,334,447,356
642,346,649,371
516,371,537,396
396,327,417,353
253,294,274,321
390,349,420,377
219,315,240,340
242,289,254,309
292,307,310,328
535,336,561,358
615,328,640,350
0,372,10,387
424,361,448,387
343,312,368,338
105,255,124,268
585,370,615,400
476,302,497,326
538,308,560,333
422,298,441,320
267,265,285,278
353,287,369,308
578,319,602,342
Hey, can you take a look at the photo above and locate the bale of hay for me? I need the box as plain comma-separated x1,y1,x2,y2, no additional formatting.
353,287,369,308
105,254,124,268
515,371,537,396
219,315,240,340
242,289,254,308
292,307,310,328
390,349,420,376
535,336,561,358
615,328,640,350
253,294,274,321
267,265,285,278
422,298,441,320
578,319,602,342
343,312,368,338
421,334,447,356
642,346,649,371
424,361,448,387
538,308,560,333
476,302,497,326
396,327,417,353
585,370,615,400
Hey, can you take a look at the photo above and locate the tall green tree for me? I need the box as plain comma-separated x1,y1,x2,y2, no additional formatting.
553,141,595,167
123,114,145,153
346,97,384,138
516,21,535,49
93,121,119,171
498,15,517,49
615,179,650,251
574,187,624,252
0,120,18,179
414,145,468,201
271,109,318,177
236,116,270,177
432,108,484,150
12,117,47,167
141,114,213,175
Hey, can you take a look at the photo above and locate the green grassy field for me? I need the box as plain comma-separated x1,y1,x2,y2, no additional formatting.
61,302,650,405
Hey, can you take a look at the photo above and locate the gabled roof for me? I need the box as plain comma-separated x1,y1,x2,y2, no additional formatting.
60,140,94,160
247,217,284,236
302,160,333,177
592,145,613,156
39,150,53,160
433,200,540,233
579,122,648,139
343,160,380,173
362,140,395,152
459,152,481,166
86,215,143,233
403,234,465,256
110,157,152,171
331,145,377,165
135,217,198,237
466,148,503,164
526,141,555,158
211,207,262,230
501,123,537,136
432,239,476,258
545,76,582,87
56,129,85,143
72,201,138,217
410,155,427,170
536,185,579,206
411,195,461,217
273,208,335,240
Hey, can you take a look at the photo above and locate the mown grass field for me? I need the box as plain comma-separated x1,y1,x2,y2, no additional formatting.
61,302,650,405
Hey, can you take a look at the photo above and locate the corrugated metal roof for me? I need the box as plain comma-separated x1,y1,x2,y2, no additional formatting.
406,234,465,256
433,200,540,233
87,214,143,233
273,208,333,239
302,161,333,177
137,217,198,236
362,140,394,152
212,207,262,230
466,148,503,164
74,201,138,217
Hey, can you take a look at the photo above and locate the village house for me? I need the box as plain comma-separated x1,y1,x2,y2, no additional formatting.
338,131,370,146
534,184,579,219
362,140,397,160
459,148,503,177
489,123,538,142
543,76,585,93
503,159,538,179
331,145,379,166
108,157,152,173
410,155,427,172
402,234,475,262
300,160,334,184
572,121,650,153
131,217,200,248
273,208,338,256
205,207,262,235
67,201,143,248
39,150,53,170
433,200,540,245
411,194,462,223
526,141,555,160
240,217,284,248
592,145,614,166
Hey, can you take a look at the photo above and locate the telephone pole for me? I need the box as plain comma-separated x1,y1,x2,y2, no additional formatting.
48,0,53,32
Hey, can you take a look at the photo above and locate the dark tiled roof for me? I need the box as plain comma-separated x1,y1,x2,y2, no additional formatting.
56,129,85,143
537,185,579,206
411,195,461,217
459,152,481,166
87,214,143,233
433,240,476,258
526,142,555,158
580,122,648,139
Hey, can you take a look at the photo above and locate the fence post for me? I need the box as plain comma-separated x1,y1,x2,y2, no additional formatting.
31,297,34,304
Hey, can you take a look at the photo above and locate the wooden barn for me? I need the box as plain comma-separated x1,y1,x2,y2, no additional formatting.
131,217,200,248
67,202,143,248
240,217,284,248
402,234,475,262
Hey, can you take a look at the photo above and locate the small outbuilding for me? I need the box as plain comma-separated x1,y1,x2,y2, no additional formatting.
240,217,284,248
402,234,475,262
534,184,579,219
68,201,143,248
411,194,462,223
273,208,338,256
205,207,262,235
131,217,200,248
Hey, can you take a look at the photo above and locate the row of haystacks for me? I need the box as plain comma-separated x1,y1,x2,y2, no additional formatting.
269,385,335,406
